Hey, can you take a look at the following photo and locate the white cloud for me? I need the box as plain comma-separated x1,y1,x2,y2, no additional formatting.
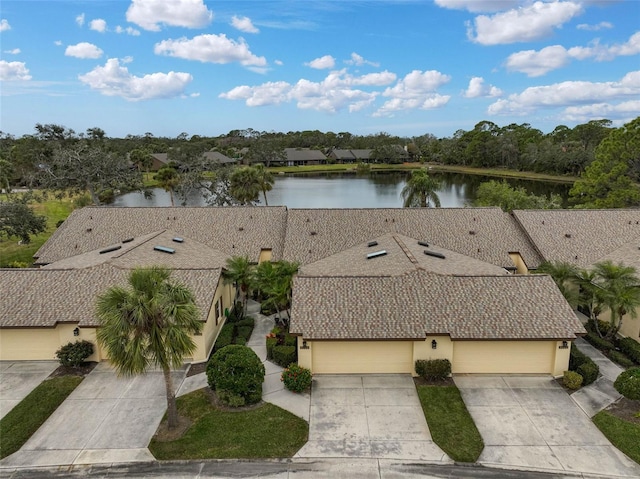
155,34,266,67
65,42,104,59
115,25,141,36
75,13,85,27
577,21,613,31
0,19,10,32
4,48,20,55
274,59,283,66
464,77,502,98
78,58,193,101
562,100,640,122
89,18,107,33
126,0,213,31
468,1,583,45
54,40,62,46
345,52,379,67
506,32,640,76
374,70,451,117
231,15,259,33
0,60,31,81
488,70,640,116
434,0,518,13
306,55,335,70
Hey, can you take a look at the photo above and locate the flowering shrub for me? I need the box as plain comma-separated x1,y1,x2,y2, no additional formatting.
281,364,312,393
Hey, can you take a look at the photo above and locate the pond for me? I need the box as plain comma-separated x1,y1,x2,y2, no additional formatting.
112,170,572,208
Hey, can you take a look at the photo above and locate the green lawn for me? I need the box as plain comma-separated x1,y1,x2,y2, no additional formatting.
593,411,640,465
0,195,76,267
0,376,83,459
416,384,484,462
149,389,308,460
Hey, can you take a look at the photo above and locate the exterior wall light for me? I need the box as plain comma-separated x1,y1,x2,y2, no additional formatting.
301,340,310,350
559,340,569,349
73,327,80,337
431,339,437,349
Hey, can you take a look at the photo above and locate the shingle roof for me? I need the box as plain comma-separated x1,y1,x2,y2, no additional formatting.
290,271,584,340
330,149,356,160
512,209,640,268
283,208,542,269
0,264,220,328
35,207,288,265
350,149,372,159
284,148,327,162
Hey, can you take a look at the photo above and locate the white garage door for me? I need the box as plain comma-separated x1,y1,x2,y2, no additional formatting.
311,341,413,374
452,341,554,374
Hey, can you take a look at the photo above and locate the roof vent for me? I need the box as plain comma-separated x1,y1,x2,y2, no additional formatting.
424,250,445,260
86,228,92,233
418,241,429,247
367,250,387,260
172,237,184,243
469,230,475,235
122,238,134,244
310,231,317,236
239,227,244,231
154,246,175,254
367,241,378,247
99,245,121,254
565,233,572,238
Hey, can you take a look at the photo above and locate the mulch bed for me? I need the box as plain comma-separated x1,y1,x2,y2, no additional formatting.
48,361,98,378
413,376,455,387
605,397,640,424
186,362,207,377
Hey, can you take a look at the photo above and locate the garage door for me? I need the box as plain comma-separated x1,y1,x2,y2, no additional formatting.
452,341,554,374
311,341,413,374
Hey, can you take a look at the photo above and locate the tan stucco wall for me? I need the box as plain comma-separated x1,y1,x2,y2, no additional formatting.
452,340,556,374
552,341,571,377
192,282,234,362
509,252,529,274
412,336,453,375
604,309,640,342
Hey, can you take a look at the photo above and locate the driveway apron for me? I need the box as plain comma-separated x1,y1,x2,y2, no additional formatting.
455,375,640,478
0,361,58,420
296,374,451,462
0,362,186,468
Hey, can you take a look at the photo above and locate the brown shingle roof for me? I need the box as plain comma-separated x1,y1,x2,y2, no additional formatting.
290,271,584,340
35,207,288,265
284,148,327,162
512,209,640,268
0,264,220,328
283,208,542,268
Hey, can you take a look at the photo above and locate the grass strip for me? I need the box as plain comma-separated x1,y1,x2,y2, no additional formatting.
593,411,640,465
0,376,83,459
416,384,484,462
149,389,308,459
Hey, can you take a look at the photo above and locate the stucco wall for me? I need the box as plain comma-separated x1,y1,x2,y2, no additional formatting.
0,324,97,361
452,340,557,374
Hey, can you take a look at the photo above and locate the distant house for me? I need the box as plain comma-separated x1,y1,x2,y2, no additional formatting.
284,148,327,166
328,149,355,163
149,151,236,171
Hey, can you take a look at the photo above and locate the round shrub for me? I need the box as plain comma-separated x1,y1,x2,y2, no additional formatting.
577,361,599,386
614,367,640,400
282,364,312,393
206,345,265,407
55,340,94,367
563,370,583,390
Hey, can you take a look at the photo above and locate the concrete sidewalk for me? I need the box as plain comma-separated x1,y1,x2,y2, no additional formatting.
571,337,624,417
0,361,58,420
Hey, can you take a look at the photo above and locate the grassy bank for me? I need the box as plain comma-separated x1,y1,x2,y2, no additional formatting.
416,384,484,462
593,411,640,465
0,376,83,459
0,195,76,267
149,389,308,460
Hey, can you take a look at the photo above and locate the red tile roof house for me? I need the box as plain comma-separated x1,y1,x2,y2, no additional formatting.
0,206,591,376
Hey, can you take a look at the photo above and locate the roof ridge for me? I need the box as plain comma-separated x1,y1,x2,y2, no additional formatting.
393,234,419,265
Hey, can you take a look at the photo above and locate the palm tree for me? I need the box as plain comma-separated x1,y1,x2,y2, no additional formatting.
253,163,274,206
229,166,261,205
535,261,580,305
401,169,441,208
575,268,605,335
261,260,299,325
591,260,640,339
95,266,201,429
154,167,180,206
223,256,254,314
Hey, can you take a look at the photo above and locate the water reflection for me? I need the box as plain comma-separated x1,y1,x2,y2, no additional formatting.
112,171,571,208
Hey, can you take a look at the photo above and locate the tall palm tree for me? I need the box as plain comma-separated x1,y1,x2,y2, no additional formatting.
261,260,299,324
253,163,274,206
223,256,254,314
535,260,580,305
591,260,640,339
401,169,441,208
95,266,201,429
575,268,605,335
154,167,180,206
229,166,261,205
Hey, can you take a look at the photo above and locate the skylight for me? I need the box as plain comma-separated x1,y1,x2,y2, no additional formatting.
424,250,445,259
367,250,387,259
154,246,175,254
99,245,121,254
172,237,184,243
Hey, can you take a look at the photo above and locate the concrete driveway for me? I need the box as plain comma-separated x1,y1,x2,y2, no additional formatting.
296,374,451,462
1,362,186,468
455,375,640,478
0,361,59,420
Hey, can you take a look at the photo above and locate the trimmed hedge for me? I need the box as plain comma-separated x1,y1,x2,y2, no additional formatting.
55,340,94,367
569,344,599,386
584,332,615,353
213,324,234,352
206,345,265,407
563,370,583,390
619,337,640,365
272,345,296,368
607,350,637,369
266,337,277,360
415,359,451,381
614,368,640,400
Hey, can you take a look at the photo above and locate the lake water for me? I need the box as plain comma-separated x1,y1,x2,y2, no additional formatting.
112,171,572,208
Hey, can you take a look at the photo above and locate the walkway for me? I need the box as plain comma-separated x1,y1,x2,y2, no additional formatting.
0,361,58,420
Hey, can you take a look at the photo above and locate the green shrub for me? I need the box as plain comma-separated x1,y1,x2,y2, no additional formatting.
234,337,247,346
266,337,277,360
272,345,296,368
607,350,636,368
6,261,30,268
415,359,451,381
577,361,599,386
584,331,615,352
284,334,297,347
206,345,265,406
236,326,253,343
281,364,312,393
569,343,589,370
236,317,255,329
619,338,640,364
55,340,94,367
213,324,234,352
614,368,640,400
563,370,583,390
586,319,612,336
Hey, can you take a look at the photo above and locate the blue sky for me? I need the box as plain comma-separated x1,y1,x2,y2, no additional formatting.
1,0,638,139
